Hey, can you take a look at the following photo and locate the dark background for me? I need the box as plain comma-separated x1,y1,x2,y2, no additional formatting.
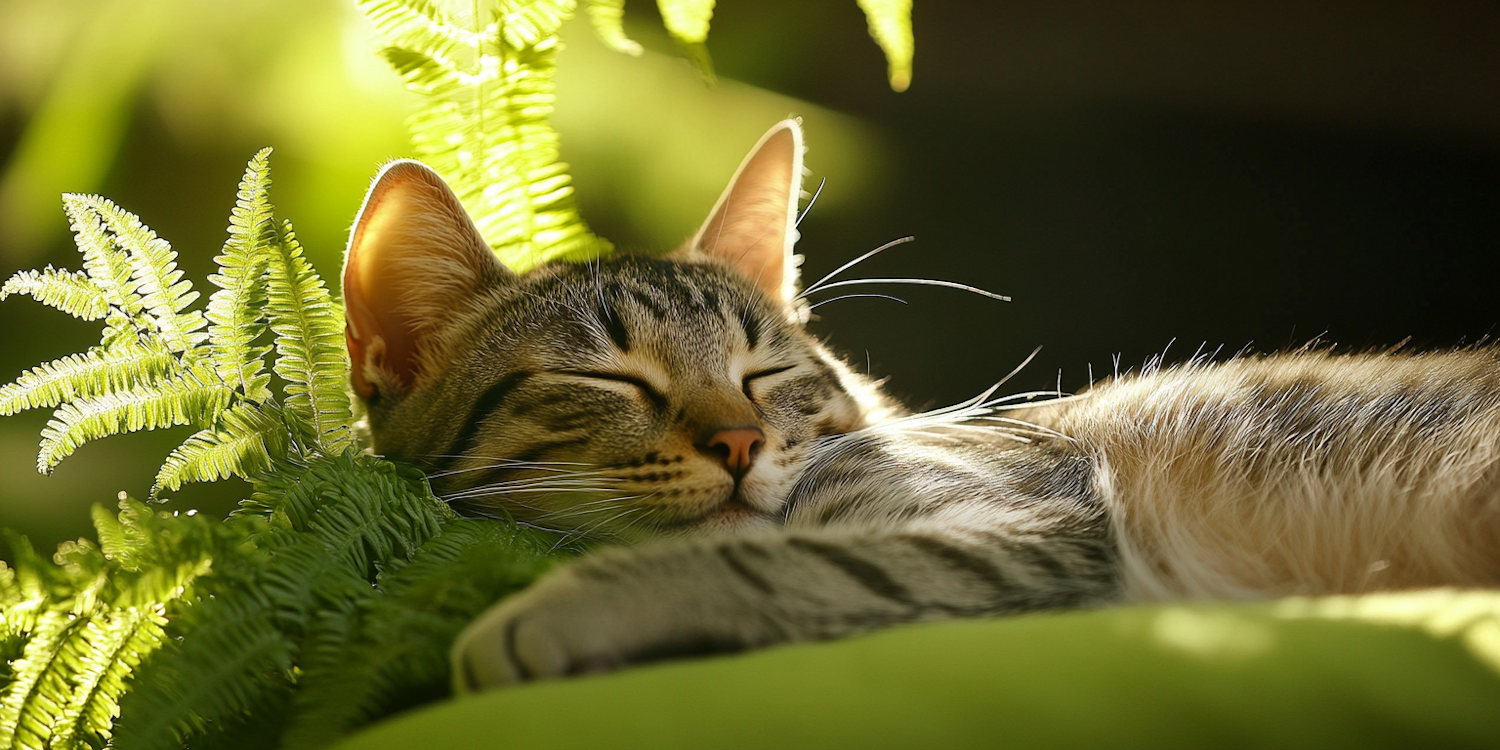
3,0,1499,553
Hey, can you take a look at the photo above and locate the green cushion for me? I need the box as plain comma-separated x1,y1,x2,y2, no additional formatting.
338,589,1500,749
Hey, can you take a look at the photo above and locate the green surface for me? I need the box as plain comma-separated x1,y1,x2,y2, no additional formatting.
338,590,1500,749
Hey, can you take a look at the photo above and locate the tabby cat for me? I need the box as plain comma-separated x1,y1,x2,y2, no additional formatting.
340,120,1500,691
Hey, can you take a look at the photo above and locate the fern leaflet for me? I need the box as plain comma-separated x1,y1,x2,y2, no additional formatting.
265,221,352,453
0,267,108,321
37,363,232,473
205,148,276,403
0,341,178,417
154,404,290,496
358,0,613,271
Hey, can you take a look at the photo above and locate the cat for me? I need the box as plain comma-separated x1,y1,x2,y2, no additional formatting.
340,119,1500,691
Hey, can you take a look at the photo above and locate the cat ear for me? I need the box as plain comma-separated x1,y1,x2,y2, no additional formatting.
342,160,510,400
683,119,804,305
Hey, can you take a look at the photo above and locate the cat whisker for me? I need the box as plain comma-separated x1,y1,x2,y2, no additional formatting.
807,293,908,310
797,236,915,300
803,277,1011,303
795,177,827,227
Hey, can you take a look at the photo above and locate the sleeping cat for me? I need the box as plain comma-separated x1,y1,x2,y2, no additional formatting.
340,120,1500,691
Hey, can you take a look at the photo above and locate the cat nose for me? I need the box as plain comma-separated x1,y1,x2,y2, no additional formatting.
702,427,765,479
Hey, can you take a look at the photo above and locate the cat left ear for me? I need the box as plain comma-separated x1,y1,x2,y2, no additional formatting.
342,160,511,400
683,119,805,305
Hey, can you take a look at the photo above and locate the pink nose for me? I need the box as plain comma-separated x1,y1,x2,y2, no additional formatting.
704,427,765,479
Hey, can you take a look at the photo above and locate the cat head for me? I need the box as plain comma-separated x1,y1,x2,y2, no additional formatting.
343,120,892,541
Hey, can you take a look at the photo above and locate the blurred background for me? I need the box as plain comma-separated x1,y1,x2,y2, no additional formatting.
2,0,1499,557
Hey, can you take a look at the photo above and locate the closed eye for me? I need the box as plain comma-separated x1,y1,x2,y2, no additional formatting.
742,365,795,399
557,370,668,410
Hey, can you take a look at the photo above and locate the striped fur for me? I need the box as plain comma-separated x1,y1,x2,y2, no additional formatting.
342,123,1500,691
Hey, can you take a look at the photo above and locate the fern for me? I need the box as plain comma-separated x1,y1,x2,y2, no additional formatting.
0,342,178,418
205,148,276,404
264,222,351,453
0,1,915,748
154,404,290,495
0,267,109,321
358,0,613,271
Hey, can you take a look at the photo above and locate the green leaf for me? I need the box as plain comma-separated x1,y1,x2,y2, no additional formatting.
255,453,448,579
37,363,232,473
857,0,914,92
1,266,108,321
359,0,613,271
265,221,351,453
153,404,290,496
0,341,178,418
0,610,77,750
657,0,714,44
75,194,209,355
279,520,556,750
585,0,643,55
62,193,142,316
206,148,276,402
48,604,170,750
657,0,715,80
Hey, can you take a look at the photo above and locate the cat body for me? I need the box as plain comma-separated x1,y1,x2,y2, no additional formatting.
340,121,1500,689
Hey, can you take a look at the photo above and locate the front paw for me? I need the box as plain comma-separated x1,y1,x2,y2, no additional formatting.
451,550,779,693
451,568,610,691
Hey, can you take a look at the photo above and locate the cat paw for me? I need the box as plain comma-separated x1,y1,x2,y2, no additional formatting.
451,569,613,691
450,551,769,692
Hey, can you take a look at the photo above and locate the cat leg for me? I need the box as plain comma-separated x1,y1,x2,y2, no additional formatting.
452,518,1119,691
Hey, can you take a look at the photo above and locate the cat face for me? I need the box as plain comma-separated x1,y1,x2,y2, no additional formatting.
342,121,888,541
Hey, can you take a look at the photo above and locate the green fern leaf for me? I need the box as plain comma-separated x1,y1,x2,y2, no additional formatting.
280,520,556,750
1,266,108,321
62,194,143,316
37,363,232,473
115,539,369,750
0,341,178,418
584,0,642,55
0,610,77,750
857,0,914,91
359,0,613,271
153,404,290,496
206,149,277,403
265,221,351,453
48,604,170,750
656,0,716,80
74,195,209,355
256,453,447,579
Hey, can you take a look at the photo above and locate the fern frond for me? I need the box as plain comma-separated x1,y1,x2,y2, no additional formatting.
62,194,142,316
359,0,613,271
0,341,178,417
656,0,716,79
856,0,914,91
1,266,109,321
154,404,290,496
256,453,448,579
265,221,351,453
37,363,232,473
206,149,277,403
280,520,556,750
75,195,209,355
0,610,77,750
115,540,369,750
47,604,170,750
584,0,642,55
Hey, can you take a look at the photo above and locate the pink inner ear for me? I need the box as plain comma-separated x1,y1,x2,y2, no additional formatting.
692,122,803,303
342,160,500,399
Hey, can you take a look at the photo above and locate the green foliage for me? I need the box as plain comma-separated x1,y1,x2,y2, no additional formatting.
0,153,562,750
358,0,614,271
0,1,916,747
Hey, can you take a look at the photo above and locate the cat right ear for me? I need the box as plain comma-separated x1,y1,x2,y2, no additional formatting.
342,160,511,400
